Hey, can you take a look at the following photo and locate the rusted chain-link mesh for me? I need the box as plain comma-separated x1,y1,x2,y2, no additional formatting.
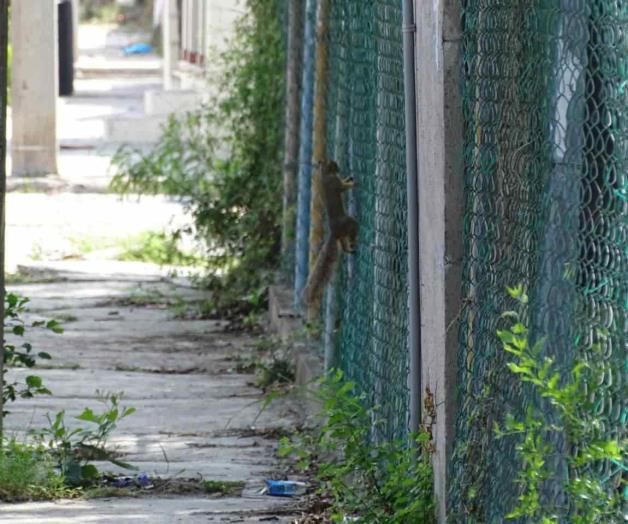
449,0,627,521
323,0,410,442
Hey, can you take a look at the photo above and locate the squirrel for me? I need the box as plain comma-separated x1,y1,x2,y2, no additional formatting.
302,159,358,307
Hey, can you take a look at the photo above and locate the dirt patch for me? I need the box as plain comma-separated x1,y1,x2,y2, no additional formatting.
211,427,296,440
86,476,245,499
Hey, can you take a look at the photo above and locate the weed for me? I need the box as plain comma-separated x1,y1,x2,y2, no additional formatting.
69,235,117,256
113,289,170,308
38,362,81,371
117,231,203,267
256,357,295,391
5,272,65,285
84,477,245,499
201,479,245,496
84,486,140,499
0,440,73,501
30,243,44,261
32,392,137,486
3,293,62,420
54,313,78,323
495,285,626,522
280,371,435,523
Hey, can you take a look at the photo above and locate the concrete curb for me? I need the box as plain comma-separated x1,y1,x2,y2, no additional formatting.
268,285,322,387
268,285,323,422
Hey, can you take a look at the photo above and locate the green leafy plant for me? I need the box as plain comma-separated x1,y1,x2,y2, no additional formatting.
110,0,285,318
0,440,72,501
32,392,137,486
117,230,202,267
3,293,62,414
279,371,435,523
495,285,626,523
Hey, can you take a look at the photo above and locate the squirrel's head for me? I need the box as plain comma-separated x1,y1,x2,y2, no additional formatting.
318,158,339,174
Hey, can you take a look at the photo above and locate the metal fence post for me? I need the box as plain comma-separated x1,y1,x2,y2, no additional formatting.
402,0,421,436
294,0,317,310
306,0,330,322
0,0,9,439
281,0,304,270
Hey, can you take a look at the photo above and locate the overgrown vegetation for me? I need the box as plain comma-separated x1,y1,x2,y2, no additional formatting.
495,285,626,522
3,293,62,419
0,296,137,500
279,371,435,523
117,231,202,267
0,440,73,501
110,0,286,318
32,392,137,486
68,230,201,267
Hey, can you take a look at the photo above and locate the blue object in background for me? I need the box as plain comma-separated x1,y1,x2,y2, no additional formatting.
264,480,307,497
137,473,150,487
123,43,153,55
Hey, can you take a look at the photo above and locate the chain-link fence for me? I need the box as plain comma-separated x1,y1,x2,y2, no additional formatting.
449,0,627,521
326,0,410,443
284,0,410,443
280,0,626,518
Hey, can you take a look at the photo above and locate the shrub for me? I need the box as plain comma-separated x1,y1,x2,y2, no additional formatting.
110,0,286,316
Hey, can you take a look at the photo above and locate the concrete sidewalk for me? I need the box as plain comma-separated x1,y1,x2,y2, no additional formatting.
1,266,302,523
0,20,307,524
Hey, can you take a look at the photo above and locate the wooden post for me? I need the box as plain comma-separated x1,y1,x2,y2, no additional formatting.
306,0,330,322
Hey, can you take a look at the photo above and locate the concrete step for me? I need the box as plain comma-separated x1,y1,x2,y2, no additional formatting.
75,56,162,78
144,89,205,116
104,113,167,144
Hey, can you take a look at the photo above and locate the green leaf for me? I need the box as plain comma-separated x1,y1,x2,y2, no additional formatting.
80,464,99,480
506,363,532,376
25,375,43,388
46,320,64,334
76,408,99,423
38,351,52,359
63,460,83,486
511,323,527,335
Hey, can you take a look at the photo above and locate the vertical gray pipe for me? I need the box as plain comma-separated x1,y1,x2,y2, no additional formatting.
281,0,303,264
402,0,421,434
294,0,317,310
0,0,8,439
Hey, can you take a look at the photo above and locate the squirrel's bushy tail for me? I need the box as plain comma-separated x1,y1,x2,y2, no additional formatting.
302,237,339,307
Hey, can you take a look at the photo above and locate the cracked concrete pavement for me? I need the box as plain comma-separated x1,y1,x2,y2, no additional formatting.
0,20,306,524
1,268,302,523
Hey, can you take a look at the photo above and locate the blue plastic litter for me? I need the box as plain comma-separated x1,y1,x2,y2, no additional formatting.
264,480,307,497
137,473,150,487
113,476,133,488
123,43,153,55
